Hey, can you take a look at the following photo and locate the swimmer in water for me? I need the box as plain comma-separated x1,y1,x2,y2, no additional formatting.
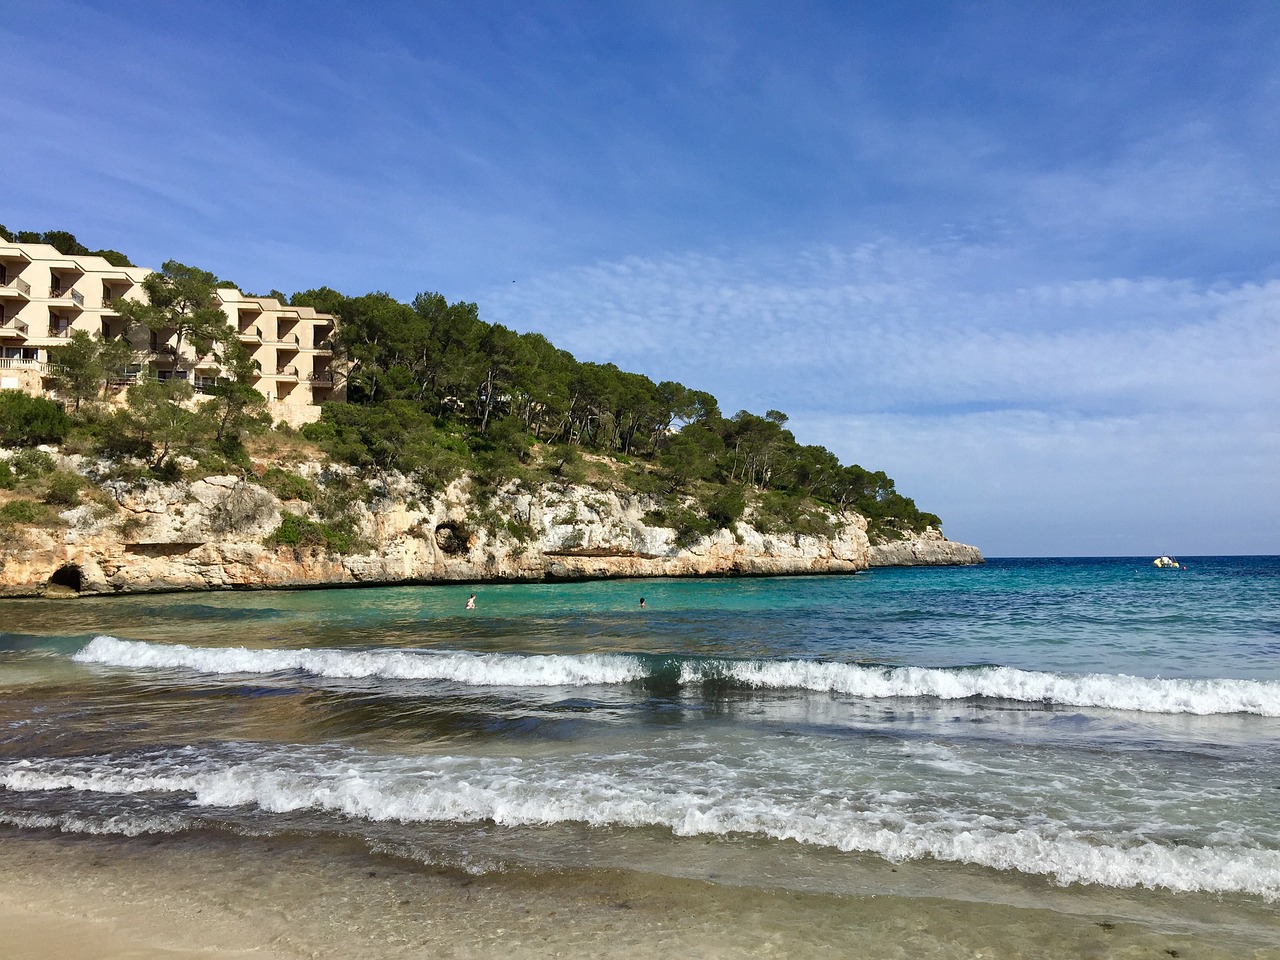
466,593,476,610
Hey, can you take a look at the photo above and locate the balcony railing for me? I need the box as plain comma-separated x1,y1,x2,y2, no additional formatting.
238,325,262,341
0,357,57,372
313,337,334,351
109,365,146,385
0,277,32,296
193,376,228,395
308,370,334,383
275,365,298,380
50,324,73,338
70,288,85,307
1,318,30,336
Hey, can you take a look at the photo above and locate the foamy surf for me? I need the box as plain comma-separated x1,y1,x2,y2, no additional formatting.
3,750,1278,899
74,635,646,686
73,636,1280,716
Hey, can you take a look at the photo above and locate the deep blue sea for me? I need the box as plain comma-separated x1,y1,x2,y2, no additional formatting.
2,557,1278,955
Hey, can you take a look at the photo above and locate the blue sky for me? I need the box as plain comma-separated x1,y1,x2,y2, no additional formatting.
4,1,1278,556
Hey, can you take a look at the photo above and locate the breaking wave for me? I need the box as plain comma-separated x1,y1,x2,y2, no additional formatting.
73,636,1280,716
3,750,1278,899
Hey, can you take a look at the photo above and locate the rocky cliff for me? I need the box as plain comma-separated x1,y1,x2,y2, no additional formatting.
868,526,985,566
0,454,878,597
0,451,981,598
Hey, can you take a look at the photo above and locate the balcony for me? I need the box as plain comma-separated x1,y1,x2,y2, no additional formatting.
49,323,74,338
109,365,145,386
49,286,86,310
308,369,334,383
0,318,30,338
275,365,299,381
0,356,46,370
0,276,32,299
237,325,262,343
193,376,228,395
312,336,334,352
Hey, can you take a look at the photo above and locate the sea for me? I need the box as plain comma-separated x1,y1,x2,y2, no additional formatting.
1,556,1278,957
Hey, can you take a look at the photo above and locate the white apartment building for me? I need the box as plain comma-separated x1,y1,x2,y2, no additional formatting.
0,240,342,424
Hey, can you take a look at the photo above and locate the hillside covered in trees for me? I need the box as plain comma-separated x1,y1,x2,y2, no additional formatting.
2,227,942,548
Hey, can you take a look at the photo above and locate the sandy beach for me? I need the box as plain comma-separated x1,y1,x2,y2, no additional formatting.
3,828,1276,960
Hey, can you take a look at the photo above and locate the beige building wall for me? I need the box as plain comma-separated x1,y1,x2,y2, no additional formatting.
0,240,342,422
216,288,340,425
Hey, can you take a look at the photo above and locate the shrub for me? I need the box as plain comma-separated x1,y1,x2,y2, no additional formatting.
0,498,57,527
753,491,837,539
10,449,55,481
0,391,70,447
43,470,82,506
702,485,746,529
0,461,14,490
118,514,147,540
206,483,277,535
268,512,358,554
644,504,714,548
260,466,317,502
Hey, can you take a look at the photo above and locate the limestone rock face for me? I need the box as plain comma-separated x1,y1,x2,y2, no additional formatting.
0,463,875,597
0,455,977,597
867,526,984,567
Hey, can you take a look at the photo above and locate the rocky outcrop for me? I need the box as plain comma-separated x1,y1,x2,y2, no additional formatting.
0,454,878,597
868,526,984,567
0,449,983,597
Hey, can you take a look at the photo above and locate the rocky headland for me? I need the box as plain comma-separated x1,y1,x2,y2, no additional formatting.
868,525,985,567
0,451,982,598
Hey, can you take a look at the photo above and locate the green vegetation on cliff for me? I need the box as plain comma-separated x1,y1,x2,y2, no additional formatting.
292,286,939,542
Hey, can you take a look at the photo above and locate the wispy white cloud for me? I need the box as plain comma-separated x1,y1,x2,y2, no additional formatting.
482,241,1280,414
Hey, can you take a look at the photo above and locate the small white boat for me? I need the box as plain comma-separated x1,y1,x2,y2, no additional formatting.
1153,555,1180,569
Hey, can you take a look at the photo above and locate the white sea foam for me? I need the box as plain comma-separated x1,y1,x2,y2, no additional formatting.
3,751,1278,899
73,636,645,687
73,636,1280,716
688,659,1280,716
0,808,188,837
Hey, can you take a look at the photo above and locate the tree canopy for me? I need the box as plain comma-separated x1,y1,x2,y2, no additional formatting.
294,285,942,538
0,226,134,266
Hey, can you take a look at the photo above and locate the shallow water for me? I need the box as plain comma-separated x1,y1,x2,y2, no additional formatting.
2,557,1278,954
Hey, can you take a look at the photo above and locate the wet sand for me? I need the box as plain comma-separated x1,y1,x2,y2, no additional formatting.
2,829,1276,960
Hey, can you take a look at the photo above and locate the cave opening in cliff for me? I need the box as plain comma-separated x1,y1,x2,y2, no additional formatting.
434,522,472,556
48,564,84,593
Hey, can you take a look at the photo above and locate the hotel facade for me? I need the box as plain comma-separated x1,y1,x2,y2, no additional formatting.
0,240,342,424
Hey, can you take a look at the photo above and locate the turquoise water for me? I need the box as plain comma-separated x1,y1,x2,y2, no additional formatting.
1,557,1278,943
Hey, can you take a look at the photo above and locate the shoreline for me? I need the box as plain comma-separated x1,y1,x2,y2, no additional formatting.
0,553,982,601
1,828,1274,960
